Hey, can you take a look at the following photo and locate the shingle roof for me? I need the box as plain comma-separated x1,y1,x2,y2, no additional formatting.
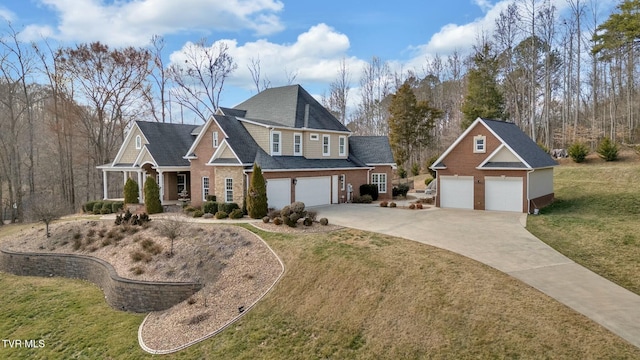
349,136,396,165
218,107,247,118
136,121,199,167
233,85,349,132
212,115,261,164
481,119,557,168
253,152,368,171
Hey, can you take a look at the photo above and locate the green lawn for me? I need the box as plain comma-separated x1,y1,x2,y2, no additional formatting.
1,222,639,358
527,160,640,295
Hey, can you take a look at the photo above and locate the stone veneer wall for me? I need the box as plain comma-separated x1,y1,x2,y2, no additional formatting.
0,248,202,313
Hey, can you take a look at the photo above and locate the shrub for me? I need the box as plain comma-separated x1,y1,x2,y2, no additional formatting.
306,210,317,221
568,142,589,163
597,137,619,161
393,183,410,197
280,205,291,217
411,163,420,177
202,201,218,214
130,250,152,263
290,201,305,214
84,201,97,214
205,195,217,202
141,239,162,255
124,178,139,204
416,203,423,209
100,202,112,214
289,212,301,223
319,218,329,226
303,217,313,226
425,177,434,186
111,201,124,213
397,166,407,179
215,211,228,219
219,202,239,214
359,184,379,201
247,163,268,219
380,201,388,207
353,195,373,204
92,202,103,214
262,216,270,223
283,215,297,228
229,208,244,219
389,202,397,208
273,217,283,225
409,203,416,209
184,205,197,213
144,177,163,214
193,210,204,218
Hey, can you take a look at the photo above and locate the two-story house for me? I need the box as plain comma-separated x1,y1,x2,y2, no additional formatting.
99,85,396,209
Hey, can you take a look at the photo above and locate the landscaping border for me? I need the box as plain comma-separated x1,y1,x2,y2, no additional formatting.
0,248,202,313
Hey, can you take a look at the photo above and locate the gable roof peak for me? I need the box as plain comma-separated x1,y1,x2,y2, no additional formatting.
232,84,349,132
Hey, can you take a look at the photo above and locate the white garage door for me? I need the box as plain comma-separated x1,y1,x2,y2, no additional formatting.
295,176,331,207
485,177,523,212
266,178,291,210
439,176,474,210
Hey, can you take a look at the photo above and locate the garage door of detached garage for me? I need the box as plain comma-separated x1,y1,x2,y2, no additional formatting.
266,178,291,210
295,176,331,207
439,176,474,210
485,176,523,212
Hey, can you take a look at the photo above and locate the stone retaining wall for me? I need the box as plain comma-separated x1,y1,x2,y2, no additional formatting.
0,248,202,313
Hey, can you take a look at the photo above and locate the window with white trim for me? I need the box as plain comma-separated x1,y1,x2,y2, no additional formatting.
294,133,303,156
340,174,345,191
322,135,330,156
474,135,486,153
310,133,319,141
371,173,387,194
339,136,346,156
271,131,281,155
135,135,142,150
202,176,210,201
213,131,219,147
225,178,233,203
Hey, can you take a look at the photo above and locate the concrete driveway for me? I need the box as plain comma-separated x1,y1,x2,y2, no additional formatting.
315,204,640,349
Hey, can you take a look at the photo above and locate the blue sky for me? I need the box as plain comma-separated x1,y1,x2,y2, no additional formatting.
0,0,617,117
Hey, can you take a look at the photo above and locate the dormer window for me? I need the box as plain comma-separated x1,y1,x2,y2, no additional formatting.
474,135,486,153
271,131,281,155
135,135,142,150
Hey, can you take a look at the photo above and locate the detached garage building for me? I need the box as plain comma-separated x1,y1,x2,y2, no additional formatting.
430,118,557,213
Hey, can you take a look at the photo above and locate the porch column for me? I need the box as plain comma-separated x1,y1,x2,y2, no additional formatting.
158,170,165,205
102,170,108,200
137,171,143,203
123,171,128,184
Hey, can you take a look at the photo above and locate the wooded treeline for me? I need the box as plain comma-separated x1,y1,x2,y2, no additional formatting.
0,0,637,223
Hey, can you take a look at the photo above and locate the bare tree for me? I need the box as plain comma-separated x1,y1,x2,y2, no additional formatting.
148,35,169,122
26,193,68,238
168,40,237,123
247,55,270,93
156,215,184,257
322,57,351,124
284,66,298,85
350,56,393,135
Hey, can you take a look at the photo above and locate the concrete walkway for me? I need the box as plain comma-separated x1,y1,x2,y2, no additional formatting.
315,204,640,349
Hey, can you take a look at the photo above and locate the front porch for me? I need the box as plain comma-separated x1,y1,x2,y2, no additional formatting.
97,163,191,206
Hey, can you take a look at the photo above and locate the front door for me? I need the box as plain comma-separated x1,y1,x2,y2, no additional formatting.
177,174,187,196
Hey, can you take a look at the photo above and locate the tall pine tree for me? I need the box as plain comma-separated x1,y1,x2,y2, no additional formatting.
461,42,505,129
388,79,442,167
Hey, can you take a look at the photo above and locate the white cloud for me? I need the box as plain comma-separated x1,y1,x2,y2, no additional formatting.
29,0,284,46
474,0,493,12
0,6,15,22
169,23,368,93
